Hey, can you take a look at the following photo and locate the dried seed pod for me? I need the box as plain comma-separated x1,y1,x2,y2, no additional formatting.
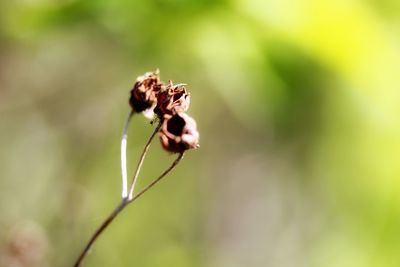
129,70,164,113
154,81,190,117
160,112,199,153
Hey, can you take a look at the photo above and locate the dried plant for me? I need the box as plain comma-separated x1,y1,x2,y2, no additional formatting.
73,70,199,267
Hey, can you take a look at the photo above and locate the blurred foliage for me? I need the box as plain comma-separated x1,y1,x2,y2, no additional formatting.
1,0,400,266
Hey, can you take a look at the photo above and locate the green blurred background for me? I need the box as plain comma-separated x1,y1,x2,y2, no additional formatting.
1,0,400,266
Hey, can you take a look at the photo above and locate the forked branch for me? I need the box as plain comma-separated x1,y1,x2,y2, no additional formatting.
73,152,184,267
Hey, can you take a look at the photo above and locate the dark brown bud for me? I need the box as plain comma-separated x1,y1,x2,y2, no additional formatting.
160,112,199,153
154,81,190,117
129,70,164,113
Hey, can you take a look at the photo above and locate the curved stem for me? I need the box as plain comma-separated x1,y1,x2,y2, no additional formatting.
128,121,162,200
121,110,134,199
73,199,128,267
129,152,184,203
73,152,184,267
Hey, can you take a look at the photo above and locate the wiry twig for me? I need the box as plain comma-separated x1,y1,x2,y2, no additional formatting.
129,152,184,203
73,152,184,267
128,121,162,200
73,199,127,267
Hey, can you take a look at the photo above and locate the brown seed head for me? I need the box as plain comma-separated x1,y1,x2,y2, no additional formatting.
155,81,190,117
160,112,199,153
129,70,164,113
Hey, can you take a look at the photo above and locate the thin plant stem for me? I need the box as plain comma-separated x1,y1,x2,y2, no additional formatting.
121,110,134,199
73,152,184,267
128,152,184,203
128,121,162,200
73,199,128,267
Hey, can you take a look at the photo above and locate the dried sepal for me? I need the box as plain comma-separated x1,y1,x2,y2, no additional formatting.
129,70,164,113
160,113,199,153
154,81,190,117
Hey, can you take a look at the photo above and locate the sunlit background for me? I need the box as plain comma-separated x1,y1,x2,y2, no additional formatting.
1,0,400,266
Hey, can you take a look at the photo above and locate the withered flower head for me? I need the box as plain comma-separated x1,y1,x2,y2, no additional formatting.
155,81,190,117
129,70,164,113
160,112,199,153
